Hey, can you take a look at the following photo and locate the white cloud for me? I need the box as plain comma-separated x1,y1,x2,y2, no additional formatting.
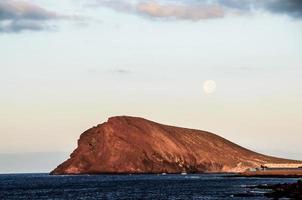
92,0,225,21
90,0,302,21
136,1,224,20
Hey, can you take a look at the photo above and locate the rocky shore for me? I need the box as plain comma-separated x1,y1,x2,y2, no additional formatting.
257,180,302,199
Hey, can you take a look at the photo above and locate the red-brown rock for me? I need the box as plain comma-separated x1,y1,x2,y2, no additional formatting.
50,116,302,175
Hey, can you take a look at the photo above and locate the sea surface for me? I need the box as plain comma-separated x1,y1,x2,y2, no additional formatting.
0,173,299,199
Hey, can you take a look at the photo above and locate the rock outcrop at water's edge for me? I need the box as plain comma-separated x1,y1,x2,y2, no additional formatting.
51,116,302,175
257,180,302,199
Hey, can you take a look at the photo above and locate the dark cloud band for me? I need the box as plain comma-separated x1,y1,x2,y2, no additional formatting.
0,0,60,33
218,0,302,17
264,0,302,18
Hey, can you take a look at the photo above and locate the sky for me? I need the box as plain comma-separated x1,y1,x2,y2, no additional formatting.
0,0,302,173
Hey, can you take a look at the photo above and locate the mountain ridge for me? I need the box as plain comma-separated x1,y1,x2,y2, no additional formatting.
51,116,302,175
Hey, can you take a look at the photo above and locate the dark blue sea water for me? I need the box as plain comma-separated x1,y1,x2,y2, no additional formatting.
0,173,298,199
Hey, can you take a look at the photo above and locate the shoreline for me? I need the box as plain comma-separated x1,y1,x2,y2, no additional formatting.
49,171,302,177
238,169,302,178
49,172,237,176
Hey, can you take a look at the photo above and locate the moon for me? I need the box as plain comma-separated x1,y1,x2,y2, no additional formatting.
203,80,216,94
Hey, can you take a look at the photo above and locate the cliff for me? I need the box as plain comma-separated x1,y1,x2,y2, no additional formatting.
51,116,301,174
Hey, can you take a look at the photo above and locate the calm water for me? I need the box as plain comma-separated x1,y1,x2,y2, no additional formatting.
0,173,298,199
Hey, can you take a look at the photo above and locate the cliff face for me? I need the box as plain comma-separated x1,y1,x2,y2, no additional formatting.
51,116,301,175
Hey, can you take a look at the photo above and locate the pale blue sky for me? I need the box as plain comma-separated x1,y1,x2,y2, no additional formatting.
0,0,302,172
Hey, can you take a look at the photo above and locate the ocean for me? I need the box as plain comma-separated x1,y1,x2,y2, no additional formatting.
0,173,298,199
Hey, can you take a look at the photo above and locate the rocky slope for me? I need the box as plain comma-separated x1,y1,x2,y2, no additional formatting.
51,116,302,174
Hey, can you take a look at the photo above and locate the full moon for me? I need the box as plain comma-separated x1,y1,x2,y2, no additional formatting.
203,80,216,94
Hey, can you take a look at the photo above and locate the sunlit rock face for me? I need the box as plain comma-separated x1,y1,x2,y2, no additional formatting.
51,116,301,175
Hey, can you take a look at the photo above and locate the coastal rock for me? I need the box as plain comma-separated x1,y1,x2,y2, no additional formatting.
51,116,302,175
257,180,302,199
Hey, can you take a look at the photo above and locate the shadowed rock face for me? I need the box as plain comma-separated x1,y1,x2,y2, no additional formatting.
51,116,301,175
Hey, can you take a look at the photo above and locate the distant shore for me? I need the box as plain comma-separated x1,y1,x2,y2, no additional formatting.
50,171,302,177
237,169,302,178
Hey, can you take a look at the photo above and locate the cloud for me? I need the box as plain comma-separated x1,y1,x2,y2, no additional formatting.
136,2,224,20
86,68,132,75
0,20,50,33
91,0,302,21
218,0,302,18
99,0,136,13
0,0,62,33
263,0,302,18
93,0,225,21
115,69,132,74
